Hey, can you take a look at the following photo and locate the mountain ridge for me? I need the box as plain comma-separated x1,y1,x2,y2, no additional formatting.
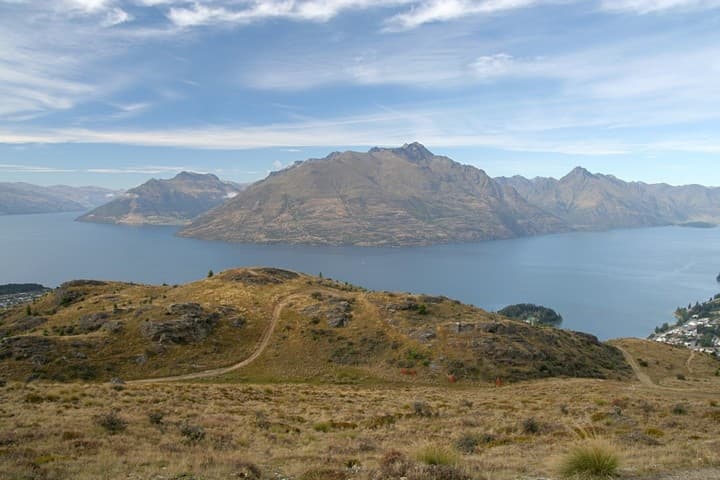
77,171,243,226
0,182,119,215
180,143,567,246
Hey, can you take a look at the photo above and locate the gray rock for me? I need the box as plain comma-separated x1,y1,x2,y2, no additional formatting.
77,312,110,333
141,303,219,344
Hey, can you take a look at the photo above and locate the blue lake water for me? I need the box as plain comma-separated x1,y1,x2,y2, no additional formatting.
1,212,719,340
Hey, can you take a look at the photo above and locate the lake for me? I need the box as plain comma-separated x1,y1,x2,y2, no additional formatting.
1,212,719,340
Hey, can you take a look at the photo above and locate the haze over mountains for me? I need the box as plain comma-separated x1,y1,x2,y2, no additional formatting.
497,167,720,231
78,172,242,226
180,143,720,246
0,183,118,215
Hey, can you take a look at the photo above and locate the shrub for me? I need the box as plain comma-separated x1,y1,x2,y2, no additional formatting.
298,469,347,480
313,421,331,432
522,417,540,434
676,373,686,380
559,440,620,478
671,403,688,415
95,411,127,434
454,434,479,454
179,422,206,443
411,465,471,480
233,461,262,479
415,445,459,466
381,450,412,477
148,411,164,426
413,400,434,417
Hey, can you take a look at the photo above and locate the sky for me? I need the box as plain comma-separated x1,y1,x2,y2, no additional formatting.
2,0,720,188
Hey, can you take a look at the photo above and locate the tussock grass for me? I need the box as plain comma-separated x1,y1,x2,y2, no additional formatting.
559,439,620,478
415,444,460,466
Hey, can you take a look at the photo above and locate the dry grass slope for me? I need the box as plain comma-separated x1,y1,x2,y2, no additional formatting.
0,267,630,384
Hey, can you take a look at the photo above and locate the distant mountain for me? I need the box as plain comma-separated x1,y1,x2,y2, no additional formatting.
0,183,119,215
496,167,720,230
77,172,243,226
180,143,566,246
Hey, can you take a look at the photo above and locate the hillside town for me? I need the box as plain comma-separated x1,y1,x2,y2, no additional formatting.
650,297,720,357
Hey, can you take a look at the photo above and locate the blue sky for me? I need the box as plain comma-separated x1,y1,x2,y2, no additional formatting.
2,0,720,188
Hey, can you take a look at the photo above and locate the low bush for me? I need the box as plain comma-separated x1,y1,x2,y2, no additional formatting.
454,433,479,454
95,411,127,434
380,450,412,477
522,417,540,434
179,422,205,443
671,403,688,415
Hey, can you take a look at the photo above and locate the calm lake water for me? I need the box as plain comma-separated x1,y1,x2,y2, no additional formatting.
1,212,719,340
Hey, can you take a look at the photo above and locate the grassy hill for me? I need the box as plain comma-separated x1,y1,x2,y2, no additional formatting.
0,267,630,384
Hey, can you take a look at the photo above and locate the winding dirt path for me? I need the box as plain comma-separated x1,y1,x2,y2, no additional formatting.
128,285,350,384
616,345,655,387
614,345,720,400
128,294,294,384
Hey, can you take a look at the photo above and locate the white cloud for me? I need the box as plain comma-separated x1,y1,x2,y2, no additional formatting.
599,0,720,13
102,7,132,26
167,1,413,27
384,0,546,30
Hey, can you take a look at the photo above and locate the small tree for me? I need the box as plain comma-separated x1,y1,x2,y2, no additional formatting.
207,269,214,278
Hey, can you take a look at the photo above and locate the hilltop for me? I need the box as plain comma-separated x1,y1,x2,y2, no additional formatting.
180,143,566,246
0,267,629,383
77,172,242,226
0,182,118,215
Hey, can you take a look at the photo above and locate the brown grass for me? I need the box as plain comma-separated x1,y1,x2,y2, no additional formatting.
1,375,720,480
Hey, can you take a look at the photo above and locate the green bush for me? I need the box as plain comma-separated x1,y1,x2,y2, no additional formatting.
559,440,620,478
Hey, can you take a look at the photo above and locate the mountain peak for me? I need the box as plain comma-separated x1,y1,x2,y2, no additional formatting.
398,141,434,160
174,171,218,181
562,166,594,181
368,142,435,162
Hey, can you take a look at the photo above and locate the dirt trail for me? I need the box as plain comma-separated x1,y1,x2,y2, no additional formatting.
615,345,655,387
129,285,350,384
129,294,294,384
686,349,696,374
614,345,720,400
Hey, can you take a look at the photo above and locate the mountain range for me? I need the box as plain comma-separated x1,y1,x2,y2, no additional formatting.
496,167,720,230
179,143,720,246
0,183,118,215
77,172,243,226
180,143,566,246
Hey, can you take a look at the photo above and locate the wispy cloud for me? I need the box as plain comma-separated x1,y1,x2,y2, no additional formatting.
384,0,548,30
0,111,637,155
166,1,412,27
599,0,720,13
